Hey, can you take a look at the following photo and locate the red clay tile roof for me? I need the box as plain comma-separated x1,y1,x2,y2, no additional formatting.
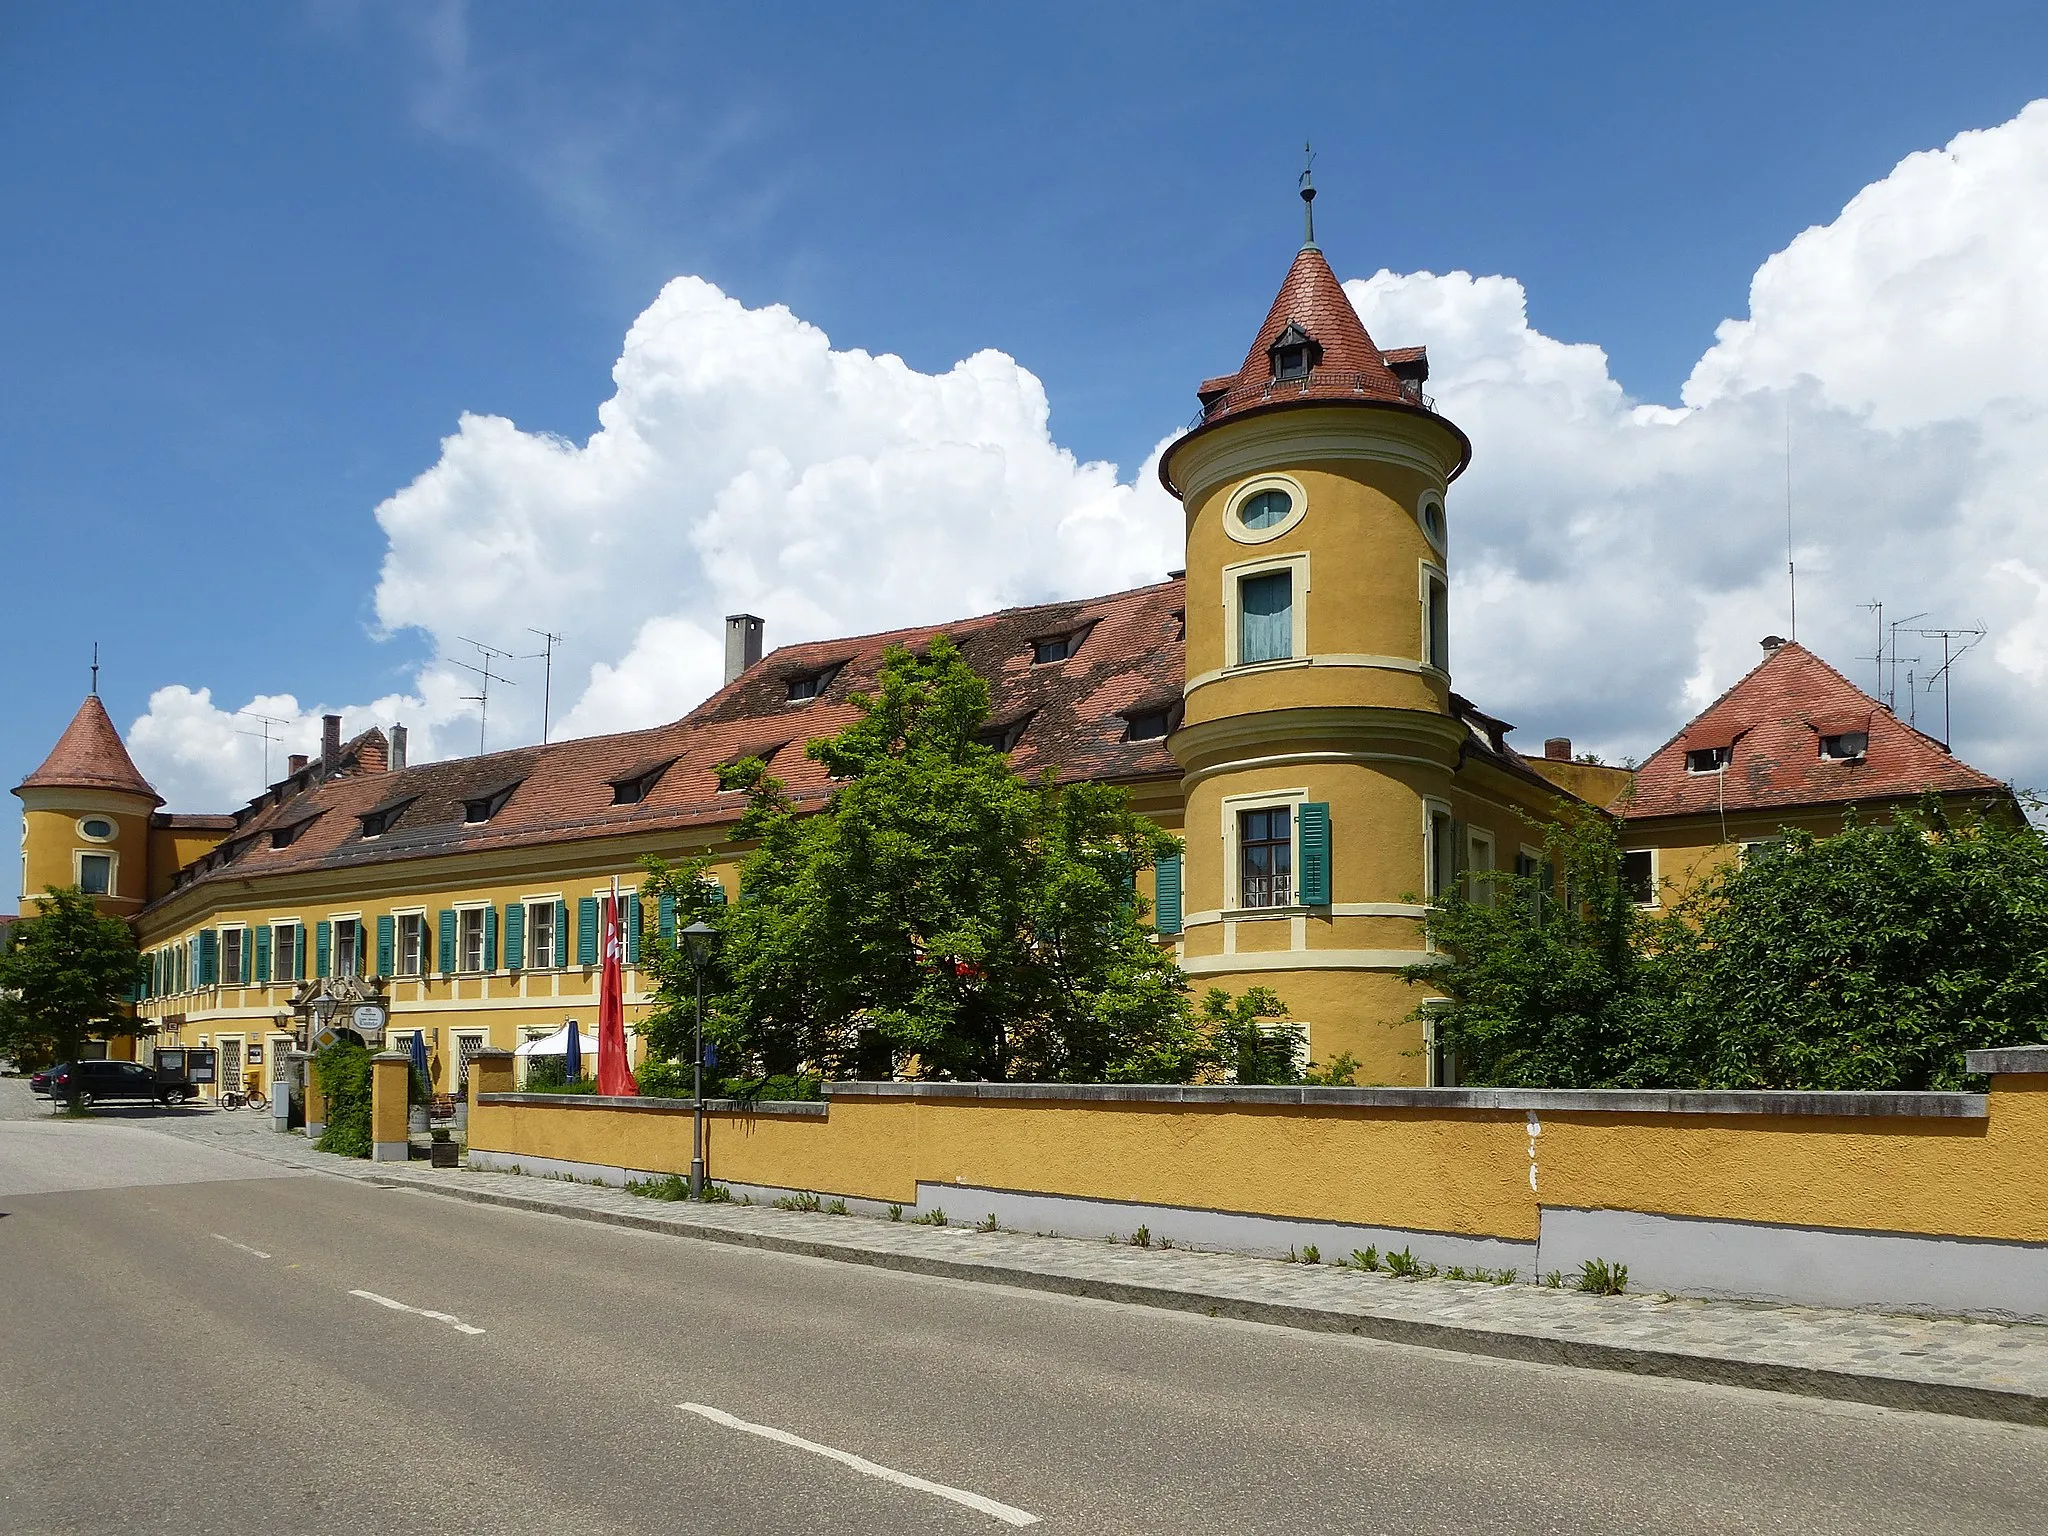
13,695,162,803
1164,242,1471,491
1625,643,2007,820
142,581,1194,912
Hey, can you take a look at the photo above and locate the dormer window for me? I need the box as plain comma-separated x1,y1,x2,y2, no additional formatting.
463,781,522,825
1031,625,1091,665
1268,322,1321,382
1122,707,1173,743
270,812,320,850
786,663,843,703
610,758,677,806
976,713,1034,753
1685,746,1732,775
1820,731,1868,763
357,796,416,839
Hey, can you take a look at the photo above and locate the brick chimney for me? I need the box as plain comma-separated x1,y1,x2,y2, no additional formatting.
1544,737,1572,761
354,733,389,774
725,614,764,684
321,714,342,776
287,753,308,776
390,723,408,772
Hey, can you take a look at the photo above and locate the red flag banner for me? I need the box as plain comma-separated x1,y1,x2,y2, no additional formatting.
596,884,639,1097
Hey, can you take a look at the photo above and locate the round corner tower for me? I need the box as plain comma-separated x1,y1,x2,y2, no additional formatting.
1160,214,1472,1083
13,693,162,922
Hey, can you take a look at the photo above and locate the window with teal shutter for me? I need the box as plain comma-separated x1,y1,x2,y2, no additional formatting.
624,893,643,965
577,897,599,965
503,904,523,970
658,888,676,943
294,924,308,981
556,901,570,964
438,911,457,976
253,927,270,985
376,915,395,976
697,877,727,906
483,907,498,972
198,930,219,987
1296,802,1332,906
314,921,332,979
1154,853,1183,935
1239,570,1294,663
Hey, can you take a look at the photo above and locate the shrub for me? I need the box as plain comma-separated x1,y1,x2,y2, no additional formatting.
314,1040,373,1158
634,1058,691,1098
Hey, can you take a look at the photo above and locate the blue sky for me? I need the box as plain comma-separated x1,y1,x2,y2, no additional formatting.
6,1,2048,909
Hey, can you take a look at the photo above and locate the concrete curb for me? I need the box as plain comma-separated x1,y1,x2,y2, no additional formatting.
352,1165,2048,1428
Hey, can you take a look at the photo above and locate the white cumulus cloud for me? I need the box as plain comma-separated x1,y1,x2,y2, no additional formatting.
125,99,2048,812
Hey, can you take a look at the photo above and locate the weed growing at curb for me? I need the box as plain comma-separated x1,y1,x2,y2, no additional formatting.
1577,1258,1629,1295
1350,1246,1380,1272
826,1198,850,1216
977,1213,999,1232
1300,1244,1320,1265
911,1207,948,1226
1543,1270,1564,1288
888,1204,904,1221
1130,1225,1151,1248
773,1191,824,1212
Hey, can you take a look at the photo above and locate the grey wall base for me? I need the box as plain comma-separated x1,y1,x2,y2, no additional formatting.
304,1119,324,1141
371,1141,409,1163
1540,1207,2048,1323
916,1182,1536,1271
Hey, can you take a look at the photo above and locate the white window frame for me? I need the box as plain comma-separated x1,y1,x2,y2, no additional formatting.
1221,550,1311,671
1423,799,1456,904
455,903,490,975
523,896,562,971
75,816,117,844
1219,787,1309,915
1416,489,1448,556
74,849,116,897
220,925,249,987
1421,1000,1458,1087
1419,561,1449,675
330,913,364,978
452,1028,489,1092
1685,746,1732,775
270,921,300,984
1465,827,1496,908
392,908,427,977
1621,847,1659,908
1223,472,1308,546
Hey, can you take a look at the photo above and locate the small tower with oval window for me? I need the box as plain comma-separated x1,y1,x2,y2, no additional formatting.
13,693,163,922
1161,182,1504,1082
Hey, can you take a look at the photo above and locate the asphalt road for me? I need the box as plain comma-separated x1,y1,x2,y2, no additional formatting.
5,1103,2048,1533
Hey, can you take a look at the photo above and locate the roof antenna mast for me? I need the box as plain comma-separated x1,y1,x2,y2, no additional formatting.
1784,406,1797,643
525,628,564,746
1298,142,1317,249
453,637,518,756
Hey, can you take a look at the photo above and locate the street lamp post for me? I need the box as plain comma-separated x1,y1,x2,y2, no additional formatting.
681,919,720,1199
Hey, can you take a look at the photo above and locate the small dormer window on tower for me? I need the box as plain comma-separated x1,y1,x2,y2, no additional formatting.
1268,322,1321,383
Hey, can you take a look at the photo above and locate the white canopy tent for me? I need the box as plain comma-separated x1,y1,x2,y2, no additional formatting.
514,1023,600,1084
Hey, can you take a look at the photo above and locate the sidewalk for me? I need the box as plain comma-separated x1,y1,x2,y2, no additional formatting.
157,1106,2048,1426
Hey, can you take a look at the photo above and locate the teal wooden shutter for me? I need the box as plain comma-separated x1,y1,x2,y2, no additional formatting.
254,927,271,985
577,897,599,964
1297,802,1332,906
556,901,569,964
314,920,332,979
198,929,219,987
483,907,499,972
375,915,395,975
438,910,457,976
503,903,523,970
698,877,727,906
658,888,676,943
1154,853,1183,935
624,892,643,964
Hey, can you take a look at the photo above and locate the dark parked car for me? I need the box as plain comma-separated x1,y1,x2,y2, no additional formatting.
29,1065,58,1096
45,1060,195,1108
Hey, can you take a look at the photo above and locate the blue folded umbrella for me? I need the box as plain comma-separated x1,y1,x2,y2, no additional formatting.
564,1022,581,1082
409,1029,429,1086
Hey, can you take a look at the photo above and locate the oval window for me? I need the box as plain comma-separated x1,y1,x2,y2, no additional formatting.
1239,489,1293,530
1421,497,1446,546
80,818,114,840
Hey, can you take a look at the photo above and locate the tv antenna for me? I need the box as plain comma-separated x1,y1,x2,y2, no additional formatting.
525,628,564,744
1886,611,1926,715
1909,624,1987,748
236,710,291,785
453,637,518,754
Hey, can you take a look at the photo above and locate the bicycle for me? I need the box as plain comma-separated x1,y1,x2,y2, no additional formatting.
217,1087,269,1112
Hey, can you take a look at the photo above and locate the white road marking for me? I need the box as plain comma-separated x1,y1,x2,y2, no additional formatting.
211,1233,270,1259
348,1289,487,1335
678,1402,1039,1527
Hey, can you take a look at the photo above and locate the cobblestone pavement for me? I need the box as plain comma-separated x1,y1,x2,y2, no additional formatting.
126,1096,2048,1425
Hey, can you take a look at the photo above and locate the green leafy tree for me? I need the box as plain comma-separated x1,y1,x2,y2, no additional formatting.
639,637,1193,1082
0,885,146,1070
1410,797,2048,1090
1403,813,1648,1087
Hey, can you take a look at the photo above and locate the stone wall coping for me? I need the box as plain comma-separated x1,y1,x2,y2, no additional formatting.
479,1091,828,1118
1965,1045,2048,1075
820,1081,1988,1118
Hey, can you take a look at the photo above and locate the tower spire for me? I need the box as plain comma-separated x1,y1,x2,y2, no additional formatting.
90,641,99,697
1298,142,1317,249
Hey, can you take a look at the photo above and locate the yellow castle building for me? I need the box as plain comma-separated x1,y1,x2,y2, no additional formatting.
11,204,2014,1099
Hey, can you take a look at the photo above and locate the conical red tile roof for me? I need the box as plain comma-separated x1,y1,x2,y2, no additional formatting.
14,695,161,803
1626,643,2005,819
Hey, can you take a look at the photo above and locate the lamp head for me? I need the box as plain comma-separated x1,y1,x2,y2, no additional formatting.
681,918,720,967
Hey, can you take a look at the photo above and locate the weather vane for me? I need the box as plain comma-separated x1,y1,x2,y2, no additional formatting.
1299,141,1318,248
